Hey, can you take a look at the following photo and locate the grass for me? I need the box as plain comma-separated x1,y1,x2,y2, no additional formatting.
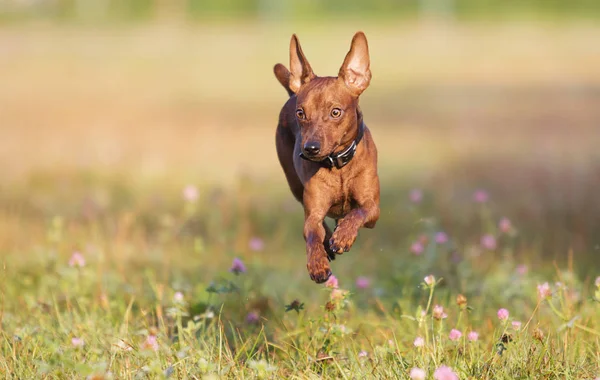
1,173,599,379
1,21,600,379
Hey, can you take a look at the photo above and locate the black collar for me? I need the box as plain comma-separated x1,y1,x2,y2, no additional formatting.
299,119,365,169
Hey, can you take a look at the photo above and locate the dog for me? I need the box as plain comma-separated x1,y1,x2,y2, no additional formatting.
273,32,380,284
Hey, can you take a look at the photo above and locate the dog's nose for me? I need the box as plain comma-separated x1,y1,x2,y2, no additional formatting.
303,142,321,157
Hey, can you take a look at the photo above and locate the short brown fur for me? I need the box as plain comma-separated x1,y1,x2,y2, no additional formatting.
273,32,380,283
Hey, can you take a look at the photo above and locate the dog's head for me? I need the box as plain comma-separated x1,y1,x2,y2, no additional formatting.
275,32,371,161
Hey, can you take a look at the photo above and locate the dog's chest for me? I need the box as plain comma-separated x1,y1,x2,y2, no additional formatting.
325,172,355,219
293,151,357,219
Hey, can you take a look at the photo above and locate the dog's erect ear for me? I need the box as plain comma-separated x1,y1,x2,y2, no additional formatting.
339,32,371,96
289,34,315,93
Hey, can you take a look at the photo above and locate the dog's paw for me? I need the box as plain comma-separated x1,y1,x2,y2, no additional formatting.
307,250,332,284
329,225,358,254
323,240,337,261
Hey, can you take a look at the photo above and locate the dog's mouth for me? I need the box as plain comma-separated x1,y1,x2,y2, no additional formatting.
300,148,338,163
300,143,340,162
300,152,327,162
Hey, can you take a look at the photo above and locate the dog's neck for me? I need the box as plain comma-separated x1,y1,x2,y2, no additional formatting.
300,109,365,170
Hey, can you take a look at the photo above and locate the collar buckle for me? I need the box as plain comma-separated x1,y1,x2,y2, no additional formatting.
332,140,357,169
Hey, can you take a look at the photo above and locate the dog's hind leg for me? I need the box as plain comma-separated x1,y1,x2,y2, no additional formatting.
276,123,304,203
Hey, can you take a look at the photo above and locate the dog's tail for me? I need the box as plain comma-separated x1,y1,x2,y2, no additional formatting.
273,63,295,97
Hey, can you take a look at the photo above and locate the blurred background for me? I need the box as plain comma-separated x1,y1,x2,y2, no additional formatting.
2,0,600,275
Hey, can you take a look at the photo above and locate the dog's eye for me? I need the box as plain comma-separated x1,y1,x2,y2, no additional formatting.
330,108,342,118
296,109,305,120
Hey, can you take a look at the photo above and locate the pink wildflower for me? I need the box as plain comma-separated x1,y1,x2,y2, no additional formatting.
424,275,436,286
325,275,339,289
448,329,462,341
499,217,512,233
516,264,528,275
330,288,346,302
248,237,264,251
246,311,260,324
435,232,448,244
473,189,489,203
229,258,246,275
173,292,185,305
71,337,84,348
358,350,368,358
409,189,423,203
355,276,371,289
434,365,459,380
480,234,497,250
467,331,479,341
512,321,522,330
142,335,159,351
497,308,509,321
413,336,425,347
182,185,199,202
69,251,85,267
432,305,448,320
410,241,424,255
537,282,551,299
410,367,427,380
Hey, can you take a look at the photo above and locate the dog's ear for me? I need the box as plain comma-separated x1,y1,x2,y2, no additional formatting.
289,34,315,93
273,63,295,96
339,32,371,96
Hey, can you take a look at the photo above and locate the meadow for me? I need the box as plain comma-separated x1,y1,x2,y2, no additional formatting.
1,21,600,379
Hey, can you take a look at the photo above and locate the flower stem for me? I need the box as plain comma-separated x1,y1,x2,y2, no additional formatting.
574,323,600,336
546,299,567,321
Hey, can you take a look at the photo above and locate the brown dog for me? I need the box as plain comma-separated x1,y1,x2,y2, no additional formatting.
273,32,380,284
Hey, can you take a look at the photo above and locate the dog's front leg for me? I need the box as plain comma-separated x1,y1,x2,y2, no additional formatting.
303,189,332,283
322,221,337,261
330,197,379,254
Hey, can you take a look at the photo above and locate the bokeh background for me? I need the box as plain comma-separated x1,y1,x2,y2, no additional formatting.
2,0,600,279
3,3,600,377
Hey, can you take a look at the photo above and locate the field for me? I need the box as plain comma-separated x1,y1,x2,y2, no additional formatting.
1,21,600,379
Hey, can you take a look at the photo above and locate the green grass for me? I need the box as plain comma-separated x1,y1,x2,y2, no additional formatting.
1,172,599,379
